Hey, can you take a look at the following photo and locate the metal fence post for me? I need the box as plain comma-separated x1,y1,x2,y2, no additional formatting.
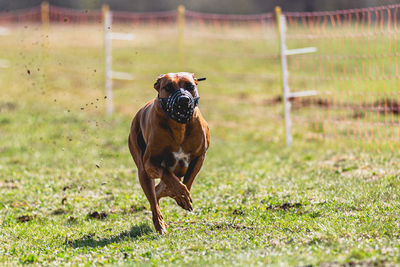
103,4,113,117
276,6,317,147
0,26,9,69
41,2,50,91
102,5,134,117
276,6,292,147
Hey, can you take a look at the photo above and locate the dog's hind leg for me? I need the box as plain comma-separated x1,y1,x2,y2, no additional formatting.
138,170,167,234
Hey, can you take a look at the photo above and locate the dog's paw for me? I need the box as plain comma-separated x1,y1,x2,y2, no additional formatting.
152,214,168,235
172,184,193,211
156,224,168,235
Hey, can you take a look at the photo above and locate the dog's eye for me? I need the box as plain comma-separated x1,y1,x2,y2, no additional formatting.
186,83,195,91
164,84,174,92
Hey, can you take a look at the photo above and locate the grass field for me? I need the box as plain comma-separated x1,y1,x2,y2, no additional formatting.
0,24,399,266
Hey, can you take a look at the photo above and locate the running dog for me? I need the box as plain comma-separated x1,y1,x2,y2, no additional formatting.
128,72,210,234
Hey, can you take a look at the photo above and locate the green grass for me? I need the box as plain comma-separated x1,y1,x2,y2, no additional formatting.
0,24,399,266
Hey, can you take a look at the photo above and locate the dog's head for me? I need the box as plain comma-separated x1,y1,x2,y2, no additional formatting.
154,72,199,99
154,72,203,124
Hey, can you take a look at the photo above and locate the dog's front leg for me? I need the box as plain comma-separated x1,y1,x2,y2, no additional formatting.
155,180,171,203
143,150,192,211
143,158,163,179
161,169,193,211
156,155,205,202
183,154,205,191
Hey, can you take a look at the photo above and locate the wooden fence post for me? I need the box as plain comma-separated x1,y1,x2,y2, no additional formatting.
177,5,185,69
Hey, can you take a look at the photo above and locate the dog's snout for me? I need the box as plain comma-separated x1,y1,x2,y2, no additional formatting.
178,96,190,105
158,86,199,124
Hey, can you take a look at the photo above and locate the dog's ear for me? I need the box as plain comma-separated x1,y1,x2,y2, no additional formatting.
192,73,199,85
154,74,165,91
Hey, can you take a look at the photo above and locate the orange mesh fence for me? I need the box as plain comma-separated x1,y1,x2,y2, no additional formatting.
183,9,280,98
1,3,398,148
182,10,283,130
283,4,400,148
49,6,101,24
185,10,273,28
113,10,177,25
51,6,177,25
0,7,41,24
0,6,177,25
184,10,276,42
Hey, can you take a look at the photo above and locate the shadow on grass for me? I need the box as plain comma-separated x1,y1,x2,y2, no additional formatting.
68,224,153,248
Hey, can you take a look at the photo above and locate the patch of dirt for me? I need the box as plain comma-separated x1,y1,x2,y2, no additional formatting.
120,205,146,214
266,95,400,116
232,209,245,215
265,202,303,211
374,98,400,115
51,208,67,215
127,205,146,213
169,220,256,231
264,95,330,110
0,101,17,112
17,215,34,223
87,211,108,220
62,184,85,193
210,222,255,231
319,259,390,267
62,185,73,191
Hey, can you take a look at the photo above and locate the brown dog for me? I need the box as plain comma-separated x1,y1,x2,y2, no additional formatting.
128,72,210,234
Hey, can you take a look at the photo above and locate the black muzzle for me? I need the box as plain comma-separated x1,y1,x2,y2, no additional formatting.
158,88,199,124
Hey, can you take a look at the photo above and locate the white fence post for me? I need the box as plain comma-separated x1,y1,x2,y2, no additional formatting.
276,7,317,147
0,26,9,36
102,6,134,117
277,9,292,147
103,7,113,116
0,26,9,69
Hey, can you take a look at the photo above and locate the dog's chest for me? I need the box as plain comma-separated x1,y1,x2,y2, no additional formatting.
162,147,191,177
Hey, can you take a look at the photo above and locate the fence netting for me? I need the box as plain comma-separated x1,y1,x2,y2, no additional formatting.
284,4,400,148
0,3,399,148
0,7,41,24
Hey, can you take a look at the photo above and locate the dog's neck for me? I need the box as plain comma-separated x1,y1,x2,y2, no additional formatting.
154,98,188,144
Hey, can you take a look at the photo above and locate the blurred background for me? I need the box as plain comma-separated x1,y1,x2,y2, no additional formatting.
1,0,400,13
0,0,399,151
0,1,399,264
